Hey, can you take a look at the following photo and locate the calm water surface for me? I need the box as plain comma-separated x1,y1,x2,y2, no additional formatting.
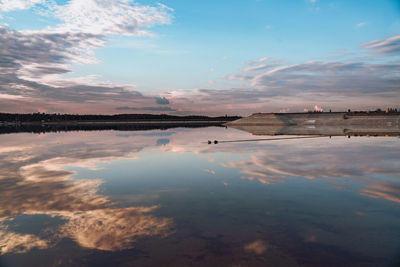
0,127,399,266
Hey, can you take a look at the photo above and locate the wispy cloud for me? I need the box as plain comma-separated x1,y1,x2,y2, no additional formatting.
361,182,400,204
221,139,400,186
355,22,367,28
249,61,400,95
361,34,400,55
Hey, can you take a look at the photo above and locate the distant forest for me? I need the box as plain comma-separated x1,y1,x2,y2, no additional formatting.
0,113,241,122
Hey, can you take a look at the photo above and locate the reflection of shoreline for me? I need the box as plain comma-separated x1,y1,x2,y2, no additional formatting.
226,112,400,136
228,125,400,137
0,122,225,135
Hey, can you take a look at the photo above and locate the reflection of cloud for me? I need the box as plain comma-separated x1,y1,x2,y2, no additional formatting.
0,171,108,220
203,169,216,175
0,146,32,154
304,235,317,243
0,131,174,254
59,207,172,251
244,240,268,255
219,138,400,205
0,225,49,255
156,138,170,146
222,141,400,185
360,182,400,204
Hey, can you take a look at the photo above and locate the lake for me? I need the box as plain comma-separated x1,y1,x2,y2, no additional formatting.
0,126,399,266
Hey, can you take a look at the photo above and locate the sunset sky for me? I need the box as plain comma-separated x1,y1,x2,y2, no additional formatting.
0,0,399,115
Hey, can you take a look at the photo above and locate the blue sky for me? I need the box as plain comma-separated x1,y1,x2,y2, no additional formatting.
0,0,399,115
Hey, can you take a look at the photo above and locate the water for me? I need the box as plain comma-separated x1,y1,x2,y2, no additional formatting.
0,127,399,266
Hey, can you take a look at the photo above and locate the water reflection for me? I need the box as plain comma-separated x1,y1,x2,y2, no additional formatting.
0,128,399,266
0,226,49,255
244,240,269,255
221,138,400,193
361,181,400,204
0,131,175,255
58,207,172,251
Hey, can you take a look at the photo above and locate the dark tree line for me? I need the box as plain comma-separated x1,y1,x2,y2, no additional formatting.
0,112,241,122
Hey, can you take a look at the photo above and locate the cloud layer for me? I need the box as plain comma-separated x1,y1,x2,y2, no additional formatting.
0,25,166,113
167,40,400,115
0,1,399,115
0,0,174,114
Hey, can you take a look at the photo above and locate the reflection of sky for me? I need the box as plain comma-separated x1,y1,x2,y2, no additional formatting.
0,128,399,265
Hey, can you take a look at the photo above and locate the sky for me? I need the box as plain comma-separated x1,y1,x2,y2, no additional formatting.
0,0,399,116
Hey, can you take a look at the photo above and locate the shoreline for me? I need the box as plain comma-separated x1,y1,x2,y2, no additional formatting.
0,121,227,135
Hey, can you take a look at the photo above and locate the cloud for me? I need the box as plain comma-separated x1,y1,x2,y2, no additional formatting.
241,58,281,72
1,0,399,116
116,106,176,111
167,58,400,115
47,0,173,36
0,0,44,11
228,60,400,99
163,37,400,115
0,26,175,113
155,96,170,105
0,27,103,74
361,34,400,55
356,22,366,28
0,0,173,36
0,1,175,114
